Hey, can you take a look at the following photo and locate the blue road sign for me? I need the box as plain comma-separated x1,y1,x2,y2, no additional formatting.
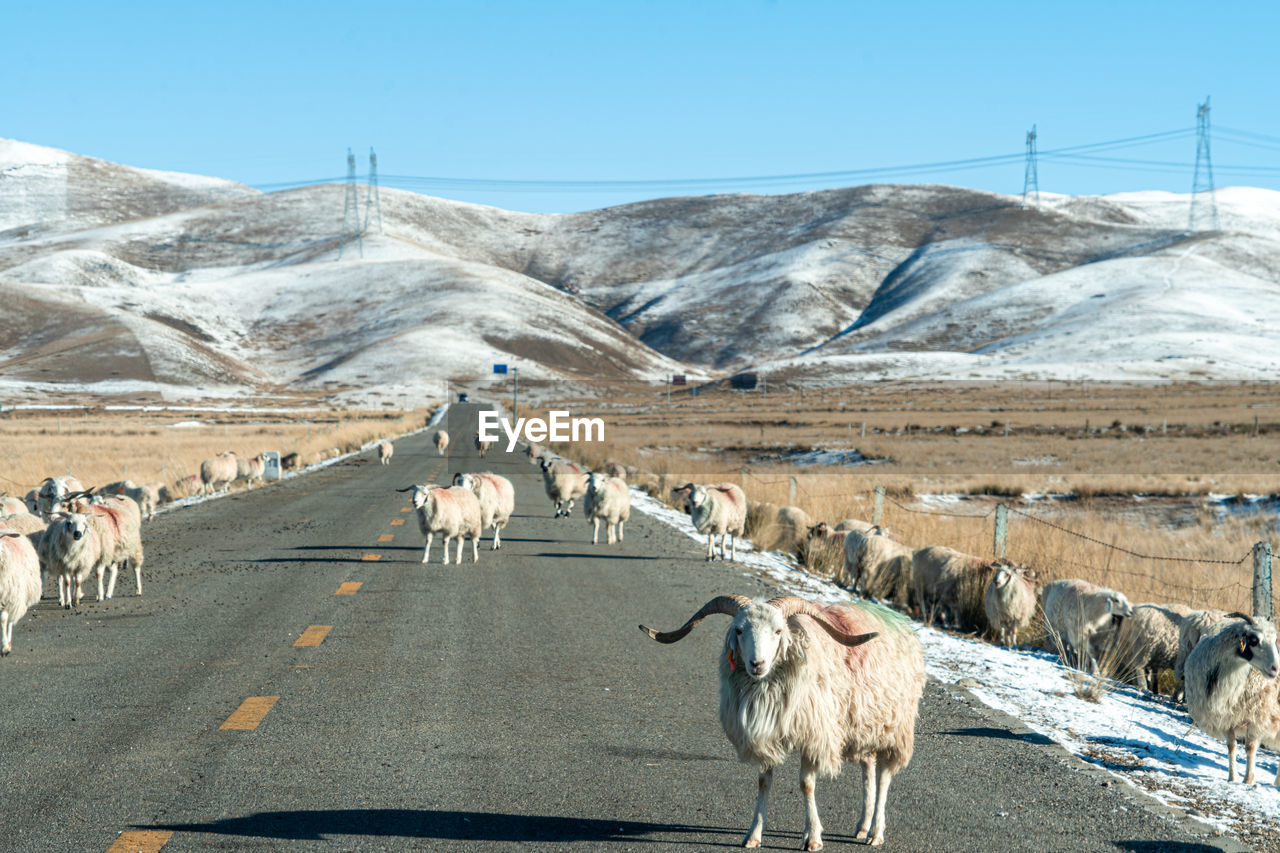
493,364,508,374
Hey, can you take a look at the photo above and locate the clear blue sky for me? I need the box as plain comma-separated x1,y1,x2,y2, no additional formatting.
10,0,1280,213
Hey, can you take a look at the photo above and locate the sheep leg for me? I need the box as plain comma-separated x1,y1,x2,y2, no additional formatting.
743,767,772,848
617,520,624,542
456,536,465,564
1227,733,1238,782
729,532,737,562
422,532,433,564
106,562,120,599
492,525,502,551
97,564,107,602
592,517,600,545
1,609,10,655
469,534,477,563
442,535,452,565
134,560,143,596
868,760,894,846
607,521,617,545
58,575,68,608
799,754,824,851
1246,737,1259,785
856,756,876,840
706,533,715,561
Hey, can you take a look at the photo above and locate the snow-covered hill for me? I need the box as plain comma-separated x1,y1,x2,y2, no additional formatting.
2,138,1278,401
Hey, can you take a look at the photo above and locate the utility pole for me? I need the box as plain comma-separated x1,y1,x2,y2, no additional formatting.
364,147,382,235
339,148,362,259
1189,97,1219,232
512,367,518,418
1022,124,1040,208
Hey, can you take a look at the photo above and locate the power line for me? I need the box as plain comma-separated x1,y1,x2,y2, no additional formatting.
1190,97,1219,232
1022,124,1040,208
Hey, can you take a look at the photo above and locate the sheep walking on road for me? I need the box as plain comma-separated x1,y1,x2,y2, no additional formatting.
39,512,106,609
37,475,84,520
640,594,924,848
584,473,630,545
538,456,587,518
378,441,394,465
433,430,450,455
678,482,746,561
452,472,515,550
86,494,145,599
1184,613,1280,785
399,484,482,564
474,434,495,458
0,531,42,656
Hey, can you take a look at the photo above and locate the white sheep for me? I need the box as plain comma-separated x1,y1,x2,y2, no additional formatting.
583,473,630,545
1040,579,1134,673
200,452,238,495
452,472,515,550
525,442,545,464
1184,612,1280,785
37,475,84,520
835,518,875,534
23,489,40,515
912,545,1001,630
806,522,846,547
773,505,812,550
399,483,481,564
39,512,107,608
984,565,1037,647
98,480,161,522
0,496,30,517
378,440,394,465
688,483,747,561
86,493,145,599
474,433,495,458
235,454,266,488
853,527,914,605
640,594,925,848
0,530,42,656
1112,603,1193,693
538,456,587,518
1175,608,1229,690
433,430,450,455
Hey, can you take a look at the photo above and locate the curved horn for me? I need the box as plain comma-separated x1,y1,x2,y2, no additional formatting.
639,594,751,644
395,486,417,493
1227,611,1256,626
766,595,879,648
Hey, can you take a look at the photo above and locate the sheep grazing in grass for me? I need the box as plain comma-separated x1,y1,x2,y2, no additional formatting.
433,430,450,455
200,452,238,496
98,480,161,522
0,530,42,656
474,433,495,458
378,441,394,465
1184,613,1280,785
398,483,482,564
235,454,266,488
1112,603,1193,694
688,483,747,562
583,473,630,545
806,522,846,546
538,456,588,518
452,472,515,550
1175,608,1229,689
852,527,914,605
161,474,202,504
281,452,301,472
772,506,812,551
835,518,875,534
37,475,84,520
1040,579,1134,673
984,565,1037,647
640,594,925,848
912,545,1003,631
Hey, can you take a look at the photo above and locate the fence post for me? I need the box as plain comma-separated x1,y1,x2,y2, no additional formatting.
993,503,1009,560
1254,541,1273,621
788,477,797,507
741,467,748,488
872,485,885,526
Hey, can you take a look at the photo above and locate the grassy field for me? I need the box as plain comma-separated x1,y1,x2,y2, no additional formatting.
520,380,1279,619
0,405,431,499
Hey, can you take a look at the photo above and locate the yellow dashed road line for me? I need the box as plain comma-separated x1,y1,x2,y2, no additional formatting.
293,625,332,647
336,581,363,595
361,553,382,562
377,533,394,542
219,696,280,731
400,506,412,512
390,519,405,526
105,829,173,853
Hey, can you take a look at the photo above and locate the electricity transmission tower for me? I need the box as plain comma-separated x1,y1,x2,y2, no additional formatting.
1021,124,1040,208
363,147,382,236
339,148,362,259
1189,97,1219,232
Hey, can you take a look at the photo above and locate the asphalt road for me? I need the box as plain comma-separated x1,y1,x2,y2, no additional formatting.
0,404,1244,852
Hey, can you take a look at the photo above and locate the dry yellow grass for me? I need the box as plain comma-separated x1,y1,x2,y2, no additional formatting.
0,406,431,498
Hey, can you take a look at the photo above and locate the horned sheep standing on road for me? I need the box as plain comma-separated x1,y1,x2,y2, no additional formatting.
641,594,925,848
37,475,84,520
452,472,515,550
399,483,482,564
39,511,107,608
1184,612,1280,785
583,472,630,545
1041,579,1134,673
378,441,394,465
0,529,42,656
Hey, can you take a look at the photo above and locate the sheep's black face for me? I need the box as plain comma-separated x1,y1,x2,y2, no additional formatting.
1236,626,1280,678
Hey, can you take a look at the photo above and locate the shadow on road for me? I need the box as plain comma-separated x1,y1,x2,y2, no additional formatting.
536,553,660,560
937,727,1054,746
144,809,742,845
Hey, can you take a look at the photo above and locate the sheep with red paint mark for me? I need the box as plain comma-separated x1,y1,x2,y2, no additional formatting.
453,472,515,550
0,528,42,655
640,595,924,848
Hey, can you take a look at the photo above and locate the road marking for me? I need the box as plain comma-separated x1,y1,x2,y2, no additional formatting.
293,625,332,647
377,533,394,542
219,696,279,731
390,519,405,526
400,506,411,512
361,553,381,562
106,829,173,853
336,581,363,595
